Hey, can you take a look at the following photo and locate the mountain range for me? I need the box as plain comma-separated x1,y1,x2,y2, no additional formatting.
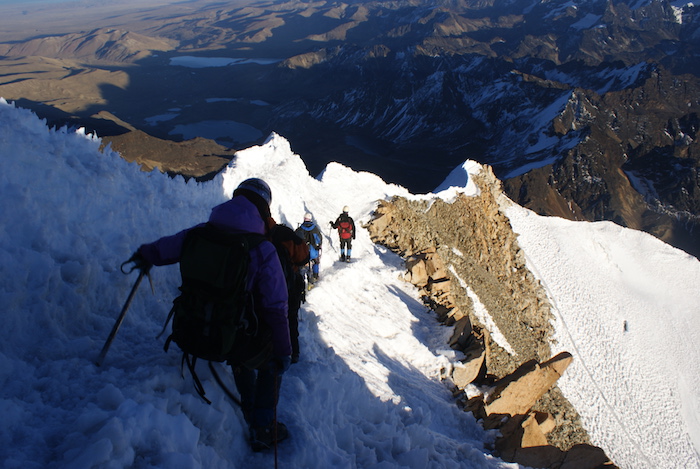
0,0,697,257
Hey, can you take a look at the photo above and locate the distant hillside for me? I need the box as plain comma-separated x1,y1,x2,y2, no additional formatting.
0,0,697,258
0,28,176,63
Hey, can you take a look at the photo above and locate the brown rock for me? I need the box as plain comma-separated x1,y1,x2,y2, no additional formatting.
462,395,486,419
423,251,448,280
496,414,561,465
426,278,452,301
484,352,573,417
446,306,466,322
521,413,550,448
511,445,566,469
404,257,429,287
560,444,618,469
534,411,556,435
449,315,473,350
452,350,485,389
496,414,618,469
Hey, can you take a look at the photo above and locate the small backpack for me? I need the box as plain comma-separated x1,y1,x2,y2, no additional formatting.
271,224,309,307
338,220,353,239
296,224,322,259
161,223,263,402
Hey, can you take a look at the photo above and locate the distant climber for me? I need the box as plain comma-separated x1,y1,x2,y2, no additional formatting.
330,206,355,262
295,212,323,283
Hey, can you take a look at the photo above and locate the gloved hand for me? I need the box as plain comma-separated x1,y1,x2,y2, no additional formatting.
270,355,292,374
126,250,152,274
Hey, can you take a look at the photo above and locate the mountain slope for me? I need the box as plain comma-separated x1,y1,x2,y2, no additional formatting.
1,98,699,468
0,28,176,63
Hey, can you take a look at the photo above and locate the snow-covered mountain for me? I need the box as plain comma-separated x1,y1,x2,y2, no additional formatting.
1,97,699,468
258,0,700,257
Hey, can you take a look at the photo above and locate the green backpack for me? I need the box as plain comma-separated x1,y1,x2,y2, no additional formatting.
162,223,264,401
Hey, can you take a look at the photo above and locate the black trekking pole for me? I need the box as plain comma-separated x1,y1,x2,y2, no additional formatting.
95,269,146,366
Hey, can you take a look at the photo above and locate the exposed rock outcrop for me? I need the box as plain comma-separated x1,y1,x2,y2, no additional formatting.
367,165,616,468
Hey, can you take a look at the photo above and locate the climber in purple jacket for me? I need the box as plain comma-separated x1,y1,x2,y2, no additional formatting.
134,178,291,451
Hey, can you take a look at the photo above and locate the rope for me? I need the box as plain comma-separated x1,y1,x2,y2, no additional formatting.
274,372,279,469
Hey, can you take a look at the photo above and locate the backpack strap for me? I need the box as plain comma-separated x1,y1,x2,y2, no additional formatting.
183,354,211,405
208,361,242,407
157,303,177,343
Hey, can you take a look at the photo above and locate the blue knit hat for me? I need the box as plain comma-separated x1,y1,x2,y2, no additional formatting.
234,178,272,206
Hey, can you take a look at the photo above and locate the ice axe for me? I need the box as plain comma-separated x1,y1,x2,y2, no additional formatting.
327,221,334,250
95,261,150,366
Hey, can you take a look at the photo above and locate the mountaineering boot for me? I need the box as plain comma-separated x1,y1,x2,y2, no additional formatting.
250,422,289,452
340,253,346,261
345,255,351,262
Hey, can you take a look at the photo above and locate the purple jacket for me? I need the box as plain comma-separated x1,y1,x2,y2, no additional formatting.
138,196,291,357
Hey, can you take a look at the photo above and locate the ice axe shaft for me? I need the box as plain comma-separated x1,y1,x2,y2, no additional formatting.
95,270,146,366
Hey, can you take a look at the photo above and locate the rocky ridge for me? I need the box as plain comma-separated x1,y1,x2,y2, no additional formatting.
367,165,615,468
504,65,700,259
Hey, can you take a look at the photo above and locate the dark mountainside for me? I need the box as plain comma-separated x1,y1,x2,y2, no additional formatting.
0,0,698,257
